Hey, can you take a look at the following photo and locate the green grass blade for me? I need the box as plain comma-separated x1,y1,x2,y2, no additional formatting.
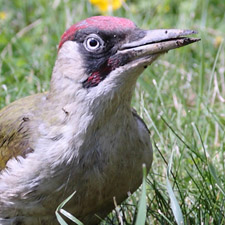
55,191,84,225
135,164,147,225
207,40,224,101
196,35,205,118
55,211,68,225
60,209,84,225
166,150,184,225
208,162,225,196
158,210,174,225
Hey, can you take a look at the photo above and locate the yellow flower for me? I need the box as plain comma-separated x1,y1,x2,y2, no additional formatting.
214,36,223,48
89,0,125,13
0,11,7,20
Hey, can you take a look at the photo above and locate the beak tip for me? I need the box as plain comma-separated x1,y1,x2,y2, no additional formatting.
189,37,201,43
178,37,201,47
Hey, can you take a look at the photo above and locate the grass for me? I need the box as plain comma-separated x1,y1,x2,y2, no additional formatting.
0,0,225,224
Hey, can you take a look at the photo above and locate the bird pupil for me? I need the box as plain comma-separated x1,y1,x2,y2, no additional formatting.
90,39,97,47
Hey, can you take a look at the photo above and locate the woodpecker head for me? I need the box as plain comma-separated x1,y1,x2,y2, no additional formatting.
50,16,199,105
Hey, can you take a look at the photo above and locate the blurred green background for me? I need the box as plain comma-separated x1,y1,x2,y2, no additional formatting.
0,0,224,224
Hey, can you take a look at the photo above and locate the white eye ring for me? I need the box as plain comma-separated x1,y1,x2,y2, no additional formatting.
84,35,103,52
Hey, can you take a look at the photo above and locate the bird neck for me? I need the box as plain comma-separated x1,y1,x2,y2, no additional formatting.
49,60,137,118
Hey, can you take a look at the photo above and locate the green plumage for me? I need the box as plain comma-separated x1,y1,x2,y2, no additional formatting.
0,94,44,170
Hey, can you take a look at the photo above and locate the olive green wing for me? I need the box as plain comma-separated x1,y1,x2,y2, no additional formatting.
0,94,43,171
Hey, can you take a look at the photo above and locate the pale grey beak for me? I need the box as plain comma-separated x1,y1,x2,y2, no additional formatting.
119,29,200,56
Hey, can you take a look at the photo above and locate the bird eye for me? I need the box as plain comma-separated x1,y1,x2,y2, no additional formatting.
84,35,103,52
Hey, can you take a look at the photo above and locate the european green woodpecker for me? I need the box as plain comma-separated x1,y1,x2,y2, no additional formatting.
0,16,199,225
